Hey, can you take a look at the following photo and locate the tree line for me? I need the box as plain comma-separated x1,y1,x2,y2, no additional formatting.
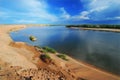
66,24,120,29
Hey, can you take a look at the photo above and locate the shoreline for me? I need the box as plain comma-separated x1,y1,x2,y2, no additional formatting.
67,54,120,77
69,27,120,33
74,57,120,77
0,25,120,80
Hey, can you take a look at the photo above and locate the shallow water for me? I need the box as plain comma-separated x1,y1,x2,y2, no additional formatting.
10,26,120,75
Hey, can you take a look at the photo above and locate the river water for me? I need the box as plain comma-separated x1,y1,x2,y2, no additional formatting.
10,26,120,75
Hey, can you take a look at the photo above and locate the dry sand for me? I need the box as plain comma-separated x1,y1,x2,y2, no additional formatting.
0,25,120,80
0,25,37,69
79,27,120,32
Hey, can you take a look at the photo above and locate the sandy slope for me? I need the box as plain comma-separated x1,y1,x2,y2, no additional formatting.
0,25,120,80
0,25,37,69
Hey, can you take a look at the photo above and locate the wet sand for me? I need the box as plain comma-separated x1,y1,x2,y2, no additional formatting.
0,25,120,80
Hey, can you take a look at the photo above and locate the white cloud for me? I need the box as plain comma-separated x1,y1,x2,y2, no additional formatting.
15,19,36,23
72,11,90,20
74,6,108,20
1,0,120,23
90,6,108,12
59,0,119,21
115,17,120,19
81,0,120,20
18,0,57,21
0,12,8,16
19,0,47,11
60,7,71,19
0,0,58,23
59,8,89,21
89,0,120,8
108,16,120,20
0,7,8,15
78,11,89,19
0,11,5,16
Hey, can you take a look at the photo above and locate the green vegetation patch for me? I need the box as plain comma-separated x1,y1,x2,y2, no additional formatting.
40,53,52,63
29,36,37,41
57,54,68,61
66,24,120,29
34,46,56,54
42,46,56,54
43,53,51,59
34,46,41,49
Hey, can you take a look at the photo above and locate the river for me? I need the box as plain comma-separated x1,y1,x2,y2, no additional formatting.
10,26,120,75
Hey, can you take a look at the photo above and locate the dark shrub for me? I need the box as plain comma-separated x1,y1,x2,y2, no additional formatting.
40,54,52,63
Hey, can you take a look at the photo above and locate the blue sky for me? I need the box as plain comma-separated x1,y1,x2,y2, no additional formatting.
0,0,120,24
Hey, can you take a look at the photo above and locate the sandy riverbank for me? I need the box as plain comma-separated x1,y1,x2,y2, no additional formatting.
0,25,120,80
71,27,120,32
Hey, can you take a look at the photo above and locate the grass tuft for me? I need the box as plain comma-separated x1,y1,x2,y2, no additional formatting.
57,54,68,61
42,46,56,53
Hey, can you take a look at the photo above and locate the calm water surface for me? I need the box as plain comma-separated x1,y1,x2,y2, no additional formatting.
10,26,120,75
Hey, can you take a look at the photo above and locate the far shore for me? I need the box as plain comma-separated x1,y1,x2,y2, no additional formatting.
0,25,120,80
68,27,120,33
